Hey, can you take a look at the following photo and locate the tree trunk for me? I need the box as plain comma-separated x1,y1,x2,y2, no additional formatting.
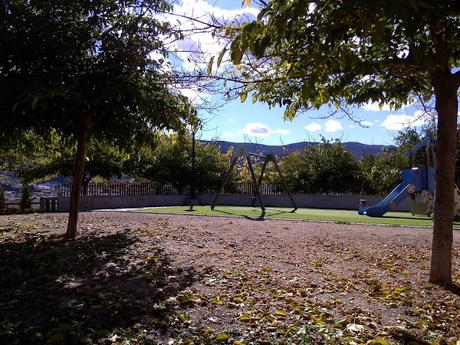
65,117,90,240
430,73,458,285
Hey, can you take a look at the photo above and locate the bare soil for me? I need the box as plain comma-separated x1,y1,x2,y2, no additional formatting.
0,211,459,344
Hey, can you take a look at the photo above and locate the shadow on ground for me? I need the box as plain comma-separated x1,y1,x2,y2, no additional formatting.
0,230,195,344
447,282,460,297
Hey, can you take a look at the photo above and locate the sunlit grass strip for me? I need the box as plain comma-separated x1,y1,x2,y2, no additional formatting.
136,206,460,228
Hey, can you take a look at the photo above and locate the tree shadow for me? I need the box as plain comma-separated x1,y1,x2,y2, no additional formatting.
446,282,460,297
382,214,430,221
263,208,296,218
213,208,241,217
0,230,195,344
243,213,266,221
214,207,266,220
245,208,296,221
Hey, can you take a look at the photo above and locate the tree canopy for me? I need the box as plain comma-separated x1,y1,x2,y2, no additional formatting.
0,0,193,139
1,129,131,186
230,0,459,116
126,133,233,192
280,139,361,194
0,0,196,237
229,0,460,284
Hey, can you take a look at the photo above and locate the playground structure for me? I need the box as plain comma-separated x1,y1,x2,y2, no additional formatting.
359,134,460,217
211,146,297,214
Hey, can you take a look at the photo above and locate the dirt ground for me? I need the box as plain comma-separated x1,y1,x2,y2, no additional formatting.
1,211,459,344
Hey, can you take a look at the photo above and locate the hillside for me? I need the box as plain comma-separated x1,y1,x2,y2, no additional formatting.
201,140,392,160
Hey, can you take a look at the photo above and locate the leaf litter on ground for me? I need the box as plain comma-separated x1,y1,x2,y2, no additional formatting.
0,212,459,344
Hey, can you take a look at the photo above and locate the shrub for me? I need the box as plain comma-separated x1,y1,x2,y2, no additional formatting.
20,185,32,211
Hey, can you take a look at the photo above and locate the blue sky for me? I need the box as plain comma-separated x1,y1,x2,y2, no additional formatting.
168,0,445,146
198,94,427,146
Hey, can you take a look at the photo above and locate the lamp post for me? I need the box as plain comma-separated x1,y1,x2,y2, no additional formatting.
188,118,200,210
191,127,196,200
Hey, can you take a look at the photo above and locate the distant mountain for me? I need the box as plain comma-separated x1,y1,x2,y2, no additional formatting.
200,140,393,160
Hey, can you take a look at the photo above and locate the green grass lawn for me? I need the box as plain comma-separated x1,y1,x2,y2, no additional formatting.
136,205,460,228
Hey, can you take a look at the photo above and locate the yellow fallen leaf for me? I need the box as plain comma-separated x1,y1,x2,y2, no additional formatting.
210,297,225,305
215,333,230,342
239,312,251,322
274,310,289,317
232,296,244,303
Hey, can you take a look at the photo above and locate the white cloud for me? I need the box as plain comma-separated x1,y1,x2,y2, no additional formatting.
165,0,259,72
240,122,290,137
178,87,209,105
381,111,428,130
362,101,414,112
360,120,373,127
363,102,392,112
228,118,235,123
324,120,343,132
304,123,322,132
241,123,269,136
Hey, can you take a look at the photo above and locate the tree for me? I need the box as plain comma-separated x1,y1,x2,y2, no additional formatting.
19,185,31,211
359,150,406,196
194,141,233,191
280,139,361,194
129,133,232,192
1,130,132,195
229,0,460,285
0,0,195,238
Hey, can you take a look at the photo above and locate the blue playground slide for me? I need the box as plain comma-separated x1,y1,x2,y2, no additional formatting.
358,182,409,217
359,135,437,218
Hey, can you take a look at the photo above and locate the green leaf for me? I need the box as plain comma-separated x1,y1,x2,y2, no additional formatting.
216,48,226,68
253,35,269,59
207,56,215,74
284,107,296,120
32,96,39,109
230,37,244,65
240,91,248,103
231,46,243,65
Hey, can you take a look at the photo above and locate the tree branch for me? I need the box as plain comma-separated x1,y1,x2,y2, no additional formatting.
157,10,223,30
